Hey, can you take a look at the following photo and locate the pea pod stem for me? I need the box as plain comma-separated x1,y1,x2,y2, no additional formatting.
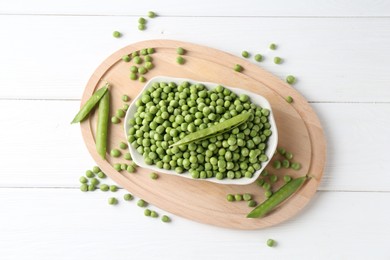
71,83,109,124
96,90,110,159
246,175,308,218
170,112,251,147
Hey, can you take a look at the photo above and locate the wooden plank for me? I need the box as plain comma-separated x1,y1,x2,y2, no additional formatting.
0,16,390,102
0,188,388,259
0,100,389,192
1,0,390,16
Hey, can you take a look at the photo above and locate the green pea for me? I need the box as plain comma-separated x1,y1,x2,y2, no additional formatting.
144,209,151,216
116,109,125,118
274,57,282,64
277,147,286,155
140,49,148,55
112,31,121,38
265,190,273,198
254,54,263,62
282,159,290,168
145,61,154,70
138,17,147,24
161,215,171,222
88,184,96,191
137,199,148,207
241,50,250,58
243,193,252,201
150,211,158,218
85,170,94,178
110,185,118,192
110,149,121,157
124,193,134,201
122,55,130,62
90,178,99,186
126,165,136,173
285,152,293,160
273,160,281,169
283,175,292,183
286,75,296,84
269,43,277,50
139,76,146,82
248,200,257,207
177,56,185,65
92,166,100,173
176,47,186,55
122,104,129,110
234,194,242,201
262,182,271,191
130,66,138,73
97,171,106,179
270,174,278,183
291,162,301,170
122,95,130,102
100,184,109,192
80,184,88,192
256,178,264,186
124,152,132,160
138,66,148,75
226,194,235,202
108,197,118,205
234,64,243,72
79,176,88,184
267,239,276,247
111,116,121,124
114,163,121,171
119,141,128,150
285,96,293,103
150,172,158,180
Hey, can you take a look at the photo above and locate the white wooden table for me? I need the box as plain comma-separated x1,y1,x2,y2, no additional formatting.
1,1,389,259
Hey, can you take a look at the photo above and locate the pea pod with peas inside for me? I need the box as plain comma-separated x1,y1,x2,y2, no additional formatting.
71,83,109,123
96,90,110,159
246,175,308,218
170,112,251,147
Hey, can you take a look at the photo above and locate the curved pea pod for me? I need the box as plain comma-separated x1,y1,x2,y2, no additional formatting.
170,112,251,147
71,83,109,124
246,175,308,218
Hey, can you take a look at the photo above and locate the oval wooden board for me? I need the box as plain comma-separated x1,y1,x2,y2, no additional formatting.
80,40,326,230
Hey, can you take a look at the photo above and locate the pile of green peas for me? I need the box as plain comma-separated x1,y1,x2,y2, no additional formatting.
127,81,273,180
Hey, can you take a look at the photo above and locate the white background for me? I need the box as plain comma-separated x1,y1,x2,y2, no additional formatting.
0,1,389,259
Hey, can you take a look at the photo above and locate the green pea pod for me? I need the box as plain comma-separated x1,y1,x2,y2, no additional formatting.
170,112,251,147
71,83,109,124
246,175,308,218
96,90,110,159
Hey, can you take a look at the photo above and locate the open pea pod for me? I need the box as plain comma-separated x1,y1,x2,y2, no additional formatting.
170,112,251,147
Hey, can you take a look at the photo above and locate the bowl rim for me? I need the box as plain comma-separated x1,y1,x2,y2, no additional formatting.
124,76,278,185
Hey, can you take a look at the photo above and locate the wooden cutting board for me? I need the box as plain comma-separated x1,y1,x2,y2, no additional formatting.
80,40,326,229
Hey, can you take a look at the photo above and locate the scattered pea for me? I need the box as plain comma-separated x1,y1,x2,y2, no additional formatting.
234,194,243,201
248,200,257,207
130,66,138,73
265,190,273,198
133,56,142,64
234,64,243,72
145,62,153,70
111,116,120,124
110,185,118,192
150,172,158,180
291,162,301,170
138,17,147,24
144,209,151,216
92,166,100,173
270,174,278,183
97,171,106,178
137,199,148,207
277,147,286,155
121,163,127,171
85,170,94,178
126,165,136,173
285,152,293,160
262,182,271,191
122,95,130,102
114,163,121,171
88,184,96,191
269,43,277,50
176,56,185,65
147,48,155,54
122,55,130,62
108,197,118,205
124,152,132,160
227,194,235,201
274,57,282,64
119,142,128,150
124,193,134,201
130,73,138,80
254,54,263,62
286,75,296,84
150,211,158,218
138,66,148,75
256,178,264,186
273,160,281,169
139,76,146,82
140,49,148,56
148,11,156,18
110,149,121,158
267,239,276,247
100,184,109,191
122,104,129,110
283,175,292,183
80,184,88,192
241,50,250,58
243,193,252,201
112,31,121,38
285,96,293,103
79,176,88,184
161,215,171,222
116,109,125,118
176,47,186,55
90,178,99,186
145,55,153,62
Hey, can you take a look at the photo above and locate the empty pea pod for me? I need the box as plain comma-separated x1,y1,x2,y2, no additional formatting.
170,112,251,147
71,83,109,123
247,175,308,218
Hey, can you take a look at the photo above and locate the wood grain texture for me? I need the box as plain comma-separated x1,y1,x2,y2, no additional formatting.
1,16,390,102
78,40,325,229
0,188,389,260
1,0,389,16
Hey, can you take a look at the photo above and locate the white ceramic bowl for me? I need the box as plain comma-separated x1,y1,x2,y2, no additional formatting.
124,76,278,185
